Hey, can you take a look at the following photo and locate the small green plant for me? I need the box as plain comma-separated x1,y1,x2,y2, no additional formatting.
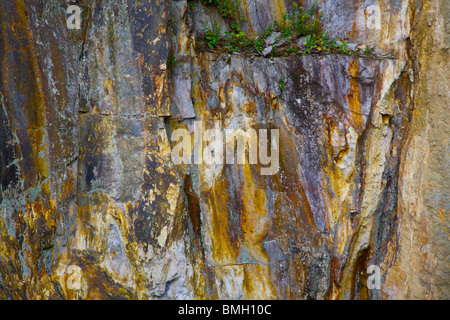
304,35,317,54
286,47,298,54
271,46,279,56
261,24,274,39
338,40,349,54
279,77,286,91
167,56,178,69
280,13,293,39
200,2,378,58
253,37,265,52
223,24,253,53
364,45,373,54
202,21,222,49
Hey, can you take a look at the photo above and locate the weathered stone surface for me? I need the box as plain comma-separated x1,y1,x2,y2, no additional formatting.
261,46,273,56
0,0,448,300
265,32,281,46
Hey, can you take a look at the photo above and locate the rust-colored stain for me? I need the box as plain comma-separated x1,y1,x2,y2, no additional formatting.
202,179,238,264
347,59,363,132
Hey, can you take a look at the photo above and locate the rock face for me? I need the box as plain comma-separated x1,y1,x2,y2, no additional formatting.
0,0,448,299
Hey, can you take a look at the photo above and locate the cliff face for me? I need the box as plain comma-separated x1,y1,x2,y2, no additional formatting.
0,0,448,299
